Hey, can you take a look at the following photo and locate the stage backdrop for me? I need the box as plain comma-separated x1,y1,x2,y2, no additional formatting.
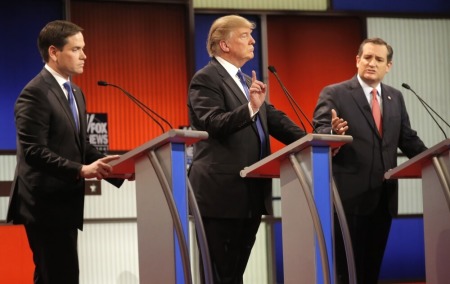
71,1,190,151
266,15,364,151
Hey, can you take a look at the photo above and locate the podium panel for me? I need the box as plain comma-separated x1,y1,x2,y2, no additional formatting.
385,139,450,284
110,130,208,284
280,146,333,283
241,134,353,284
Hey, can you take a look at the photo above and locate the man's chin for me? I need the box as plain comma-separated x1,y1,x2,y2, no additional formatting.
74,68,84,75
361,76,379,86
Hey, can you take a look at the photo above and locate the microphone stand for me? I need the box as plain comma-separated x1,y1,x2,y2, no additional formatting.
402,83,448,139
98,81,173,134
268,66,316,133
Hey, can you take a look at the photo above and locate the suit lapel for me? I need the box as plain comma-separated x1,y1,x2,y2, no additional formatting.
348,77,381,138
72,85,85,151
42,69,82,149
212,59,267,141
379,84,392,138
212,58,248,105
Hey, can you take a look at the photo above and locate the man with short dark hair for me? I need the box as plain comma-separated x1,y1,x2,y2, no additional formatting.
313,37,427,284
7,20,125,284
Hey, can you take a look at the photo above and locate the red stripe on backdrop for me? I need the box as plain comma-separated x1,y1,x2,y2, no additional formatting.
71,2,189,151
0,225,34,283
267,16,363,152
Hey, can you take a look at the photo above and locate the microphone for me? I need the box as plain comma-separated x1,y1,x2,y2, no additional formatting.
402,83,448,139
97,81,173,133
268,66,316,133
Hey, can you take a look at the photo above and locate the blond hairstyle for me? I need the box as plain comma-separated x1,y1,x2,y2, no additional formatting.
206,15,255,57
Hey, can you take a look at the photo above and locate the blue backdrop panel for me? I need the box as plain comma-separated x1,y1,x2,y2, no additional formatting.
0,0,63,150
379,217,425,281
312,147,334,284
274,216,425,282
194,14,262,78
333,0,450,13
171,143,189,284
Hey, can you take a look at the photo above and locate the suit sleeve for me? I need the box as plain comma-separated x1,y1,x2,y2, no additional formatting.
15,85,82,181
313,85,338,134
188,70,254,139
266,103,307,145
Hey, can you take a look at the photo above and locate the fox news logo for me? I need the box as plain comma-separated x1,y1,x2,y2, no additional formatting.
87,113,108,153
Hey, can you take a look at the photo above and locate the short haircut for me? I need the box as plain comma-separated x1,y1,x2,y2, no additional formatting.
38,20,84,63
358,37,393,62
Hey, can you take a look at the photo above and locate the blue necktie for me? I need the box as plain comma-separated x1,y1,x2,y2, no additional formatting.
63,82,79,131
236,70,267,158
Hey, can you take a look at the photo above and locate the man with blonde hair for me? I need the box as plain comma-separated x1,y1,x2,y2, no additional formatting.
188,15,306,283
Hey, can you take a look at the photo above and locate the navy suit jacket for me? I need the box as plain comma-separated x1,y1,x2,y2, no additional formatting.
7,68,122,230
313,76,427,215
188,58,306,218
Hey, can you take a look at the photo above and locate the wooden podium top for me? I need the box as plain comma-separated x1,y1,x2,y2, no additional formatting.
109,129,208,175
240,134,353,178
385,139,450,179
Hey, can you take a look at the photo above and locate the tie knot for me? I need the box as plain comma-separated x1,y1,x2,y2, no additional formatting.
63,81,72,92
237,70,246,81
371,88,378,98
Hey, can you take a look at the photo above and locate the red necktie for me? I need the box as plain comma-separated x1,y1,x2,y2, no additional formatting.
371,88,382,136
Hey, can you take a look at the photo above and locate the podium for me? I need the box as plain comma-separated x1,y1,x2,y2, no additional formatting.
385,139,450,284
110,129,208,284
240,134,352,284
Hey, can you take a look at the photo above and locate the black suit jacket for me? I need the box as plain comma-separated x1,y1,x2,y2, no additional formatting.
313,76,427,215
188,58,306,218
7,68,122,230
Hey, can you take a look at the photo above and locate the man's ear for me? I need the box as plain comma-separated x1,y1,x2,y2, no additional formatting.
386,61,393,73
48,45,58,62
219,40,229,53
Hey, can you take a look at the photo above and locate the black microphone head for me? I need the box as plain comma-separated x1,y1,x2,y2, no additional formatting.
97,80,108,86
268,66,277,74
401,83,411,90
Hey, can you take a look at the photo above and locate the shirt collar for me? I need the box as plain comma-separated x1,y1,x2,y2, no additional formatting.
215,56,240,78
44,64,70,88
357,74,381,97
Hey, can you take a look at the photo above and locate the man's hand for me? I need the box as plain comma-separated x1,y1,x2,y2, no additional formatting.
331,109,348,156
248,70,266,112
331,109,348,135
80,155,120,180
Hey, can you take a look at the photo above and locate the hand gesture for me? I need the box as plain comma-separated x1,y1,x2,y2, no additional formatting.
331,109,348,135
331,109,348,156
248,70,266,112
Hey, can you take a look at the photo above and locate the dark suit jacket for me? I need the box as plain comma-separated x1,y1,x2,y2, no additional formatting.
313,76,427,215
188,58,306,218
7,68,122,230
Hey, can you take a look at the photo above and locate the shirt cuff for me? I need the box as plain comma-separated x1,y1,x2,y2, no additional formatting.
248,102,259,118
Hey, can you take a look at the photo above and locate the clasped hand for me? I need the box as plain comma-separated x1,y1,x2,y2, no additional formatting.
80,155,120,180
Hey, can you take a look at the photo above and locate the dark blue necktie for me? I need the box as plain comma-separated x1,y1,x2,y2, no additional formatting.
236,70,267,158
63,81,79,131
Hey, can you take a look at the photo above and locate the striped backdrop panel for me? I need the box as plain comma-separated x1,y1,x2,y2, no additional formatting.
367,17,450,214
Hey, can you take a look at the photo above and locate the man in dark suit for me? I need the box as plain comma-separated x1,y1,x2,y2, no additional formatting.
6,20,124,284
313,37,427,284
188,15,306,284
